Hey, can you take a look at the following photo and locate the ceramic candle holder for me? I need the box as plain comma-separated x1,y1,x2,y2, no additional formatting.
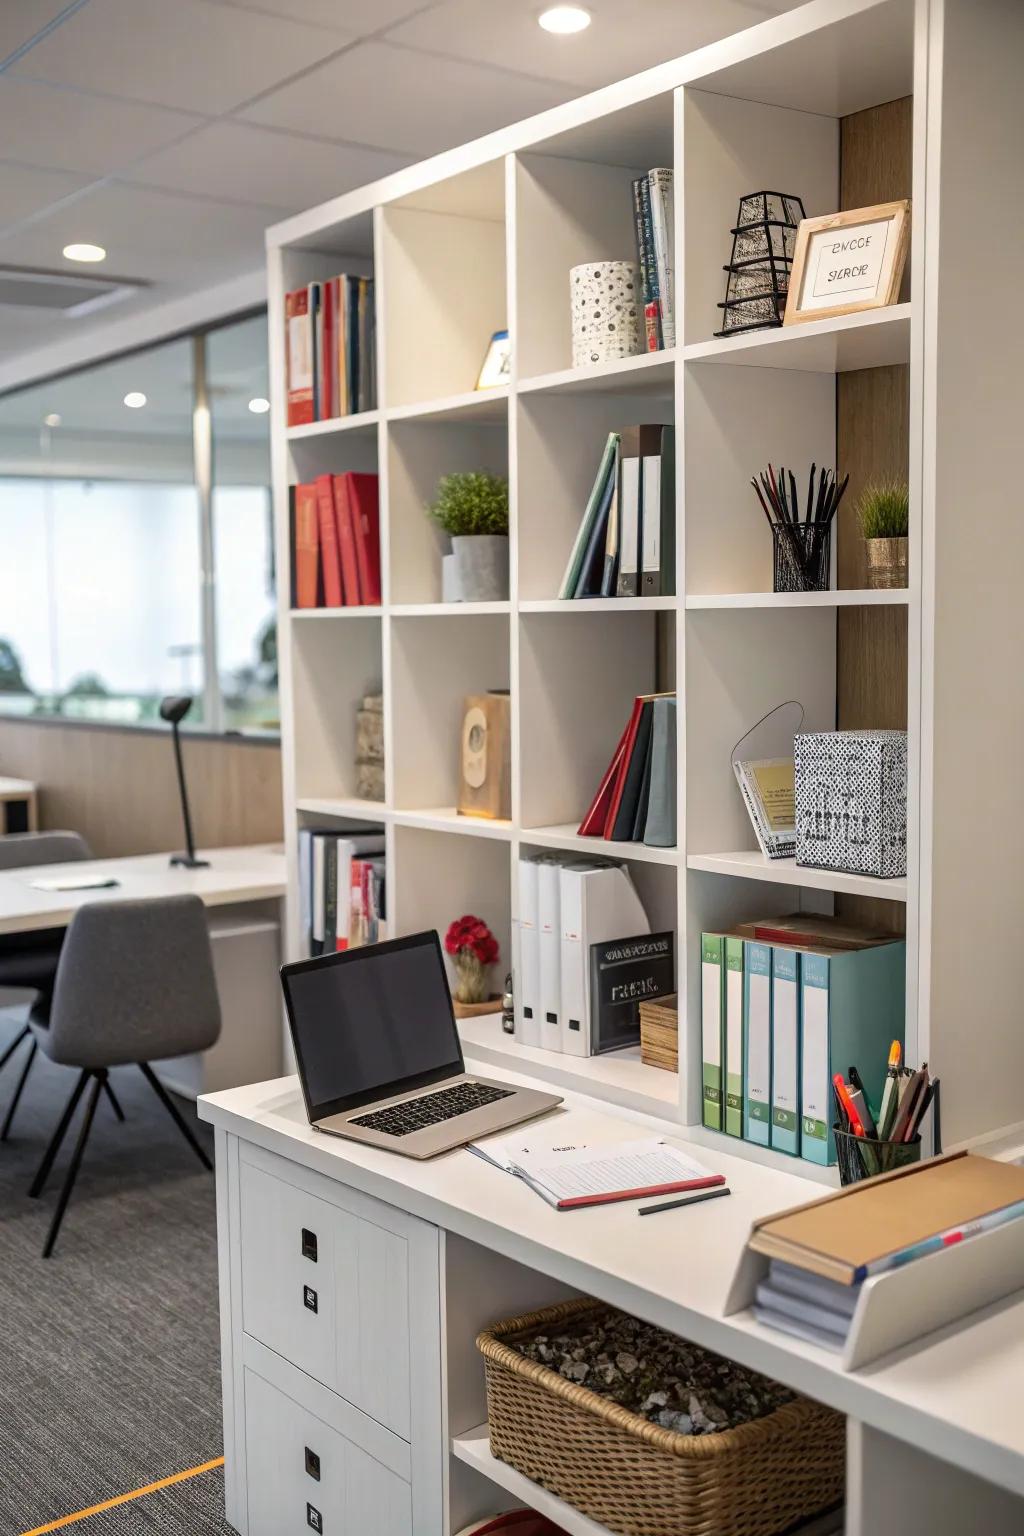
570,260,642,367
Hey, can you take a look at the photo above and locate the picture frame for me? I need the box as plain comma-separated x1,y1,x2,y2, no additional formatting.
783,200,910,326
475,329,511,389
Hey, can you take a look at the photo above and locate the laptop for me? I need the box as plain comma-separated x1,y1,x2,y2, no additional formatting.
281,931,562,1158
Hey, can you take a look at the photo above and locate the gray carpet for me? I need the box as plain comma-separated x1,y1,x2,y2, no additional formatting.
0,1009,234,1535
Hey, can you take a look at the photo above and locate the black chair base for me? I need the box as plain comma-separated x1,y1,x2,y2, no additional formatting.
1,1030,36,1141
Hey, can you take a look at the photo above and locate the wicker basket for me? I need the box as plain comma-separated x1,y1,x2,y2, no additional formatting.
639,995,678,1072
477,1299,844,1536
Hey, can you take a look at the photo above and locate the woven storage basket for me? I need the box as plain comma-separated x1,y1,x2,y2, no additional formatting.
477,1299,844,1536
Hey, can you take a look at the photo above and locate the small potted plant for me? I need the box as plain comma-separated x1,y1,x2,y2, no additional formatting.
427,471,509,602
444,914,501,1016
857,480,909,589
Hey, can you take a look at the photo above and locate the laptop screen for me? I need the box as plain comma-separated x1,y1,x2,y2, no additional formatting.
282,931,465,1120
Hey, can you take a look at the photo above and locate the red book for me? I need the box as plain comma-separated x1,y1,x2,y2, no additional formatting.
331,474,361,605
294,483,319,608
285,288,313,427
349,472,381,605
603,696,645,838
577,715,632,836
321,279,334,421
315,474,343,606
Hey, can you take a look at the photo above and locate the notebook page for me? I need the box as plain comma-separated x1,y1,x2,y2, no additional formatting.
510,1139,718,1202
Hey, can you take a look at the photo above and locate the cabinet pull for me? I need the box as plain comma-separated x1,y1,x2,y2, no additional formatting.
306,1501,323,1532
301,1228,318,1262
304,1446,321,1481
303,1284,318,1314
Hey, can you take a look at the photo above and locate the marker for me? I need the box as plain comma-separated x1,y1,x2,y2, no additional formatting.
833,1074,865,1137
877,1041,902,1140
639,1186,731,1216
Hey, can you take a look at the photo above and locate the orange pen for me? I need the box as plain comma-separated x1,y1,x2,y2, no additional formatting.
833,1073,866,1137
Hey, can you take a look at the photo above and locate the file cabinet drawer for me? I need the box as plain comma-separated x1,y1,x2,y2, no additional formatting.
243,1361,412,1536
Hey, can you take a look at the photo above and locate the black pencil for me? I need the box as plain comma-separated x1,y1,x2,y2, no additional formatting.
638,1186,731,1216
806,462,816,523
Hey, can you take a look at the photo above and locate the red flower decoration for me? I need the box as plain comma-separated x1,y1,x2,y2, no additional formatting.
444,914,499,966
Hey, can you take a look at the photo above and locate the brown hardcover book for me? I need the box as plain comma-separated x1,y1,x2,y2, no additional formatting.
294,483,320,608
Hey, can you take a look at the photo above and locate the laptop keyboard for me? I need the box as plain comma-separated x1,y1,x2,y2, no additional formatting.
350,1081,513,1138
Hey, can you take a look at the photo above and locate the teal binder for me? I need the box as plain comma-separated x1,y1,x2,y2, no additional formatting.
770,945,800,1156
743,940,772,1146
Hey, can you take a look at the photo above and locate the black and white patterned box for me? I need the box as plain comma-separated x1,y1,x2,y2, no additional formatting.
794,730,908,879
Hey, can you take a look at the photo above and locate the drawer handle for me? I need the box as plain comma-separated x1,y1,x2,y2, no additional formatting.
301,1228,318,1262
303,1284,318,1314
307,1501,323,1532
304,1446,321,1482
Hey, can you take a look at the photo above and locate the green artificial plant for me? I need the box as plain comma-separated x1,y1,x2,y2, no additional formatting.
857,480,910,540
427,471,509,537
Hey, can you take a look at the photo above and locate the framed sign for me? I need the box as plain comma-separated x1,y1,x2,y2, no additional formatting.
784,200,910,325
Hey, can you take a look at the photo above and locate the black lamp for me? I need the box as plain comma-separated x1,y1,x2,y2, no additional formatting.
160,695,209,869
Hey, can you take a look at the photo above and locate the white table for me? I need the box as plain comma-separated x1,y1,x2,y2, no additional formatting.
199,1069,1024,1536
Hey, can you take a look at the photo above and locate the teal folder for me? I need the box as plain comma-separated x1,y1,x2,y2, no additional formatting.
770,946,800,1156
743,940,772,1146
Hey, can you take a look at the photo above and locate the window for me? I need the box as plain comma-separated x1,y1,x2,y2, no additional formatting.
0,313,276,734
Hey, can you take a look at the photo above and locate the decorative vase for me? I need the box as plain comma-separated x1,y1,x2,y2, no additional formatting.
570,261,642,367
865,536,908,589
450,534,509,602
452,951,489,1005
451,994,503,1020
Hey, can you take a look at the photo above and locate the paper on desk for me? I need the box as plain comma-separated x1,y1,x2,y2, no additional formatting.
30,875,120,892
469,1134,723,1209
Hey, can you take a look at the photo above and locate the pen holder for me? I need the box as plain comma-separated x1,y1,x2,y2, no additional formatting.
833,1125,921,1186
772,523,831,593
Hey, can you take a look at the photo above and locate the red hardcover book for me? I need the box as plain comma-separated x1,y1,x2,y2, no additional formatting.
331,474,361,605
349,472,381,605
315,474,343,606
577,715,632,836
321,279,334,421
285,287,313,427
603,696,645,838
294,483,320,608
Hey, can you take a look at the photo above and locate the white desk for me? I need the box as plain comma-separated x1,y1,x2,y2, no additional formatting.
199,1071,1024,1536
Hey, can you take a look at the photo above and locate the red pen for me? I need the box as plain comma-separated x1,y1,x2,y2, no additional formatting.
833,1074,865,1137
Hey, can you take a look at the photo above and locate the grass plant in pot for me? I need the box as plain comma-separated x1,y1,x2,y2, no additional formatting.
858,480,909,589
445,914,502,1017
427,471,509,602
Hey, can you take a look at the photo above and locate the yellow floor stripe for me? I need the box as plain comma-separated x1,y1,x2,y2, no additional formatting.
19,1456,225,1536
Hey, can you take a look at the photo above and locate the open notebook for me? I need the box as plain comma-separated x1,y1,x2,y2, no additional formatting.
469,1133,723,1210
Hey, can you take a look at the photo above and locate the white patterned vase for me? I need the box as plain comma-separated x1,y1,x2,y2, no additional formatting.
570,260,642,368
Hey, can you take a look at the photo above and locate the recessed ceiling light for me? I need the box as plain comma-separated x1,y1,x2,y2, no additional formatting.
247,397,270,414
43,412,62,428
63,242,106,263
538,4,591,33
123,391,147,409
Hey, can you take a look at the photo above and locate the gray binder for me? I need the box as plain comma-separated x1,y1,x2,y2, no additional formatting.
643,696,676,847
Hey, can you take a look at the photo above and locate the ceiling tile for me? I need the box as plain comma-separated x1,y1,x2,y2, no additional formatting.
12,0,355,115
240,39,572,155
0,160,93,230
0,78,201,176
208,0,430,35
0,0,76,63
388,0,799,90
123,121,409,210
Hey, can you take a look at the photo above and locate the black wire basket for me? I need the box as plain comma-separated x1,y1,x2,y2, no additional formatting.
771,522,831,593
833,1127,922,1185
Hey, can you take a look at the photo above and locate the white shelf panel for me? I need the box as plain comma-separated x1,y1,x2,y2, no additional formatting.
685,1124,840,1187
521,596,677,614
459,1011,679,1119
390,602,511,617
518,349,675,398
290,605,384,619
686,850,908,902
682,305,911,374
685,589,909,610
385,386,508,424
392,806,512,840
286,410,380,441
296,796,388,822
522,824,679,867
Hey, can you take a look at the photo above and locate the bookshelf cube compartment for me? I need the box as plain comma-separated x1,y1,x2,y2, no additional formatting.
516,390,673,602
390,612,511,815
390,824,511,999
387,418,508,606
291,614,383,804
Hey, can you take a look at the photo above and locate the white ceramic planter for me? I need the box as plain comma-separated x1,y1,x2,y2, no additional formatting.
441,552,460,603
449,535,509,602
570,260,642,367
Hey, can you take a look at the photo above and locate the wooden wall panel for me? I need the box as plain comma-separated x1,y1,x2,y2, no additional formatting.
0,719,283,858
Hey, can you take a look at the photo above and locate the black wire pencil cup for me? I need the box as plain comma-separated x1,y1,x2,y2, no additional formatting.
750,462,849,593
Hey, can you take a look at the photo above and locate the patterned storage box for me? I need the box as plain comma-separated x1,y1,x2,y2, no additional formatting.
794,730,908,879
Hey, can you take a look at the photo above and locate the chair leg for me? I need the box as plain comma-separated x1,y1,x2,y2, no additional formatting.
0,1022,30,1074
102,1077,126,1122
1,1038,37,1142
29,1069,90,1199
42,1071,103,1259
139,1063,212,1172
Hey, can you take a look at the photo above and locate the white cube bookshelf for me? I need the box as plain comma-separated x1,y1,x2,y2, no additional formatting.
269,0,1024,1169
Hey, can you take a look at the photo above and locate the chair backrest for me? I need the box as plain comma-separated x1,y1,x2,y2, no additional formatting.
0,830,92,870
43,894,222,1069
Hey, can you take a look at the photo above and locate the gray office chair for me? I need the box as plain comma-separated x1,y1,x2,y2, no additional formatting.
28,893,221,1258
0,830,95,1141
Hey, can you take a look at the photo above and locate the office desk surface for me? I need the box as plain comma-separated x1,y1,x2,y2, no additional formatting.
200,1073,1024,1501
0,843,286,935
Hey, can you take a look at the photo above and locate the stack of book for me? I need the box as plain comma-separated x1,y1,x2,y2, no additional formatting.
559,426,674,599
631,167,675,350
298,828,386,955
286,275,376,425
700,914,906,1166
577,693,676,847
291,472,381,608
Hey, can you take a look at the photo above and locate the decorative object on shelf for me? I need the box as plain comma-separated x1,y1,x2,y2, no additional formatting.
794,729,908,878
569,260,641,367
639,994,678,1072
784,199,911,325
630,168,675,350
445,914,501,1014
476,329,511,389
857,479,909,589
589,931,674,1055
427,470,509,602
501,971,515,1035
477,1297,844,1536
750,461,848,593
578,692,676,847
457,690,511,821
159,695,209,870
733,759,796,860
355,691,384,801
715,191,805,337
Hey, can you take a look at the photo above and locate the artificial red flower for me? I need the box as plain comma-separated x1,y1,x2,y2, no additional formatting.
445,914,499,966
